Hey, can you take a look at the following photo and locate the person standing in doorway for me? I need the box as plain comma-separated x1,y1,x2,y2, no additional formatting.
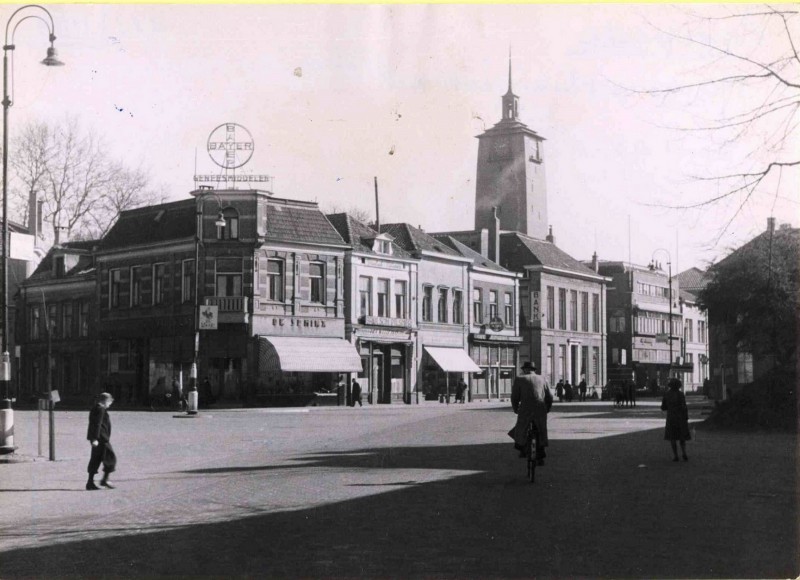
86,393,117,490
661,378,691,462
351,378,362,407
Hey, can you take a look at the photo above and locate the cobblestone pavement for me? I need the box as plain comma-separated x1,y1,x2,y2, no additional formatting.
0,398,796,578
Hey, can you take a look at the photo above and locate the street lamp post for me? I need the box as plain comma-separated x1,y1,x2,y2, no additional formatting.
1,5,63,454
650,248,673,381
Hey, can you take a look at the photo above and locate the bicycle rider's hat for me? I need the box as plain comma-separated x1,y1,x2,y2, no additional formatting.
521,361,535,371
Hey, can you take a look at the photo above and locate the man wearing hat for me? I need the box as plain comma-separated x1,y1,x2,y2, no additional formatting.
508,361,553,465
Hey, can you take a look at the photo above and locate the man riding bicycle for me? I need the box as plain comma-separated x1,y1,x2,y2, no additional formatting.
509,361,553,464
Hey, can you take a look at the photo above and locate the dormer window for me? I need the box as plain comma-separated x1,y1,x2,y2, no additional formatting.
371,234,394,255
54,255,65,277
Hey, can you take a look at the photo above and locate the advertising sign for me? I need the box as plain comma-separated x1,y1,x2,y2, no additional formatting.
530,290,541,327
198,305,219,330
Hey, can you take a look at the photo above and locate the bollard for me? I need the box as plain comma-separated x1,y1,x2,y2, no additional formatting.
187,387,198,415
0,398,16,455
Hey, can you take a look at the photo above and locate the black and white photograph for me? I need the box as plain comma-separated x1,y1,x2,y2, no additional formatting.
0,3,797,578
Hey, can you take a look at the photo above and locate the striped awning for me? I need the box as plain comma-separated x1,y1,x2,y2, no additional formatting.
258,336,362,373
424,346,482,373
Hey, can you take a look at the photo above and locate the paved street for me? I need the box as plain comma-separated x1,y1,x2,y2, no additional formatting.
0,398,796,579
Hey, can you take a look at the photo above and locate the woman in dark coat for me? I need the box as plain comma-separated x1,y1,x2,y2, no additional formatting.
661,378,690,462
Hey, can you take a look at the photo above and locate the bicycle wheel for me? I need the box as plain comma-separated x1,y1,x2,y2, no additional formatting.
527,428,537,483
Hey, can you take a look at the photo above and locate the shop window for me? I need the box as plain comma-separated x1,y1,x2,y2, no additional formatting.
131,266,145,307
473,288,483,324
62,302,74,339
359,276,372,317
422,285,433,322
216,258,243,297
547,344,555,384
377,279,389,317
216,208,239,240
437,287,448,323
153,263,166,305
394,280,406,318
452,289,463,324
182,260,195,304
110,269,122,309
504,292,513,326
267,259,284,302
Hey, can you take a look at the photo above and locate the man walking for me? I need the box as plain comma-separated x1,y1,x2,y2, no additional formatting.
351,378,362,407
86,393,117,490
508,362,553,465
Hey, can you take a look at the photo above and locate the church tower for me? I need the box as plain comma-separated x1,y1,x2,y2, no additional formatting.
474,56,548,239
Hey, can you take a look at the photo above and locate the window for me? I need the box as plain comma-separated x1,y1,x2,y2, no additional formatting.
359,276,372,317
452,289,463,324
422,285,433,322
79,301,89,337
377,279,390,317
110,269,122,309
581,291,589,331
394,280,407,318
62,302,74,339
309,263,325,303
131,266,145,307
558,345,567,382
266,260,284,302
558,288,567,330
216,258,243,297
489,290,498,320
216,208,239,240
153,263,166,305
48,304,58,338
592,347,600,385
610,315,626,333
504,292,513,326
737,350,754,384
592,294,599,333
182,260,195,304
472,288,483,324
570,290,578,331
698,320,706,343
29,305,41,340
547,344,555,384
685,319,694,343
437,288,448,323
547,286,555,329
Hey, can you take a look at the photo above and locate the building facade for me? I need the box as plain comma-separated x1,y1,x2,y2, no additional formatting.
679,290,708,391
328,213,419,404
598,261,685,391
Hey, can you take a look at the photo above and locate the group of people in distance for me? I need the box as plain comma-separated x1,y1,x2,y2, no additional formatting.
554,378,592,402
612,380,637,407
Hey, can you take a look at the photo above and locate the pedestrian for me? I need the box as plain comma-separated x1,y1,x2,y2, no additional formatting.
556,380,564,402
86,392,117,490
201,376,216,406
661,378,691,462
627,380,636,407
564,381,573,402
579,378,587,402
455,378,467,404
351,378,362,407
172,375,186,411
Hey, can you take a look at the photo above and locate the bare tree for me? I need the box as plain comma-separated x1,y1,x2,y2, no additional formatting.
10,118,165,244
324,203,375,225
635,6,799,241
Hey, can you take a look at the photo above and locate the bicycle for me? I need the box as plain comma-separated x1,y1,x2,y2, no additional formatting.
525,421,540,483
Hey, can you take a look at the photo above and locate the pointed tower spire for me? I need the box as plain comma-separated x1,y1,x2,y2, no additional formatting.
502,49,519,121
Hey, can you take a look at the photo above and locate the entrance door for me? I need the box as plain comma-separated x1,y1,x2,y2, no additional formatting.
372,351,386,404
570,345,580,384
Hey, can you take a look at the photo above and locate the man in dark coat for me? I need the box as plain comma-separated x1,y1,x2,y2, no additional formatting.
508,362,553,465
578,378,587,402
351,378,362,407
86,392,117,490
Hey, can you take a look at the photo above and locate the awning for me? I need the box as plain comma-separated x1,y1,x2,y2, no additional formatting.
259,336,363,372
424,346,481,373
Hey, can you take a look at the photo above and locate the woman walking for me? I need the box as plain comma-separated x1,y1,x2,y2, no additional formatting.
661,378,690,462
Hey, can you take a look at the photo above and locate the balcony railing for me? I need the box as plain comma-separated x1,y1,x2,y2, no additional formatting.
205,296,249,324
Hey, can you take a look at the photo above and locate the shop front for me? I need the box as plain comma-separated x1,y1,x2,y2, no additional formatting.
421,346,481,402
256,336,362,406
469,336,520,400
354,324,415,404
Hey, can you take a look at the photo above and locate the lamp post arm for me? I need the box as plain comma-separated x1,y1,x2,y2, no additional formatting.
5,5,56,46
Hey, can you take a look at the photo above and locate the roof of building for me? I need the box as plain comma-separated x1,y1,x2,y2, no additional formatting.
679,289,699,303
432,234,508,272
100,200,196,251
267,201,346,246
503,232,599,276
716,223,800,269
326,213,412,258
27,240,98,283
675,267,710,292
379,223,461,258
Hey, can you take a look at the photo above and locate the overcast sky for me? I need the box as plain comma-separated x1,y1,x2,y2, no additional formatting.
6,3,797,273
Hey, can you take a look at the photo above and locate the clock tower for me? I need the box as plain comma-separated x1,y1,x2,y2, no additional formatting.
474,57,548,239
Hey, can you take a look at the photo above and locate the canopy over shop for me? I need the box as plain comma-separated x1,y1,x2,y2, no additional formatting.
258,336,362,395
423,346,482,400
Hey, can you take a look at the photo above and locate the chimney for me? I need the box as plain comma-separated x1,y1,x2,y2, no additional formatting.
488,206,500,264
591,251,598,273
779,223,790,231
546,225,554,244
767,217,776,233
478,228,489,259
